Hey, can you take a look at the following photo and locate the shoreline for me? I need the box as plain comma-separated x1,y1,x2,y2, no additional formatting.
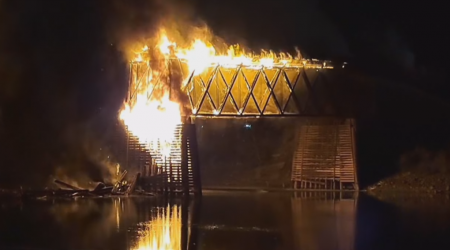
367,172,450,194
4,171,450,199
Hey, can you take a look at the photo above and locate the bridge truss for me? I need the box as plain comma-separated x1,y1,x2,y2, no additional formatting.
185,61,334,117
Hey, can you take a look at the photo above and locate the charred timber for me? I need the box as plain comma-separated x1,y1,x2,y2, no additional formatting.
54,179,82,190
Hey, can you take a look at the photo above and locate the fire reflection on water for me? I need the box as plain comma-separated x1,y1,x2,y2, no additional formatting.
115,198,121,231
47,198,188,250
132,205,182,250
0,194,362,250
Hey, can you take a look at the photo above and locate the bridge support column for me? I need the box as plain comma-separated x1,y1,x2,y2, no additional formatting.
123,122,202,197
291,118,358,190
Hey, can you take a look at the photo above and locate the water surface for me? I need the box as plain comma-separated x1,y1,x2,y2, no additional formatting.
0,191,449,250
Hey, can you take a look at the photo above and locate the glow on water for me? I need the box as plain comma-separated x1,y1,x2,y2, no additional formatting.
132,205,182,250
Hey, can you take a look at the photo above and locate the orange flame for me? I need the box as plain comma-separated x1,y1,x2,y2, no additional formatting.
120,94,181,160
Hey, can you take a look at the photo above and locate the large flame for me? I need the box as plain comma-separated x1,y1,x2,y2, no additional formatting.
120,93,180,159
154,28,305,78
119,27,316,163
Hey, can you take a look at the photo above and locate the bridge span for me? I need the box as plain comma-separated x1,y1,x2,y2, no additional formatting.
122,59,358,193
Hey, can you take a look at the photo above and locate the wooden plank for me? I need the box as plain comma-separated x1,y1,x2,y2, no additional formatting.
112,170,128,193
126,173,140,195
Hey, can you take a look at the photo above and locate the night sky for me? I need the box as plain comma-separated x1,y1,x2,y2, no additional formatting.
0,0,449,187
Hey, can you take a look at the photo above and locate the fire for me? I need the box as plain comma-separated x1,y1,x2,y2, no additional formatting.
120,27,311,164
120,93,181,160
175,39,216,76
153,32,304,78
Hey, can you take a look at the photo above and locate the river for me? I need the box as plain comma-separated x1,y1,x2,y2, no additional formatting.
0,191,449,250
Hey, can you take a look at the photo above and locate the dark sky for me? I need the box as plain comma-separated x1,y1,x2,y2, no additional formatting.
0,0,449,187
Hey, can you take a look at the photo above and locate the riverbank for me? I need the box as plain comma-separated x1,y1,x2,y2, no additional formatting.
367,172,450,194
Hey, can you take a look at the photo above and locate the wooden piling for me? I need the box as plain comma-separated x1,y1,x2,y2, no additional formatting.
181,125,190,197
123,123,202,196
189,125,202,196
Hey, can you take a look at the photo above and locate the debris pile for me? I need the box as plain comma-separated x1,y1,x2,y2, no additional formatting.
1,170,155,200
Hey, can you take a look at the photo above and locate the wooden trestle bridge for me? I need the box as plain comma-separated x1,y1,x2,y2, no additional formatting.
122,58,358,195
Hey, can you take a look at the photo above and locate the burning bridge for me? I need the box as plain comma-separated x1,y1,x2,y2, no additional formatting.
183,60,333,117
122,56,358,194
